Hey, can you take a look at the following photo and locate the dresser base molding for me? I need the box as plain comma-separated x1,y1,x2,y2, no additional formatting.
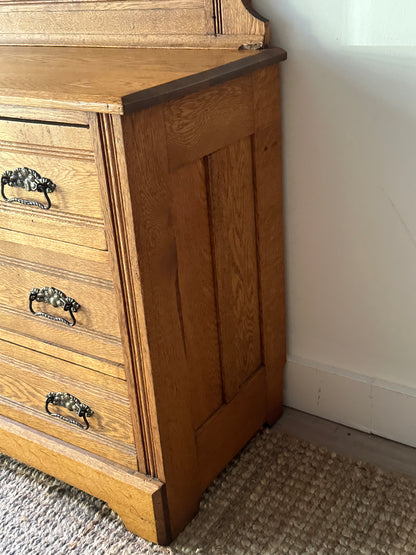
0,416,169,544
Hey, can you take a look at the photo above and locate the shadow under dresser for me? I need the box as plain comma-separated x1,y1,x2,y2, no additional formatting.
0,1,286,544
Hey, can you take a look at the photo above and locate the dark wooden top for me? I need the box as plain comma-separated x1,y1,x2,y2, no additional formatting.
0,46,286,115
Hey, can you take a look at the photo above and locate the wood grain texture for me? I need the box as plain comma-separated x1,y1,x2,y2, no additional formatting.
0,0,201,10
207,136,262,402
164,74,254,170
0,305,124,370
221,0,269,44
0,117,107,247
90,112,148,474
97,111,164,478
196,366,266,492
0,254,121,339
120,106,201,536
0,340,137,468
0,0,267,49
0,151,103,220
0,104,89,125
0,325,124,379
170,160,222,429
0,397,137,469
0,46,286,114
0,118,92,151
0,39,287,543
0,227,112,282
252,65,286,423
122,48,286,115
0,337,127,396
0,204,107,250
0,5,206,46
0,370,133,447
0,416,169,544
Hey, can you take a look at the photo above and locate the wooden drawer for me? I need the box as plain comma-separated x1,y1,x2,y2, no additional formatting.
0,339,138,470
0,226,125,374
0,256,121,338
0,226,113,283
0,118,94,151
0,309,124,377
0,237,125,374
0,118,106,249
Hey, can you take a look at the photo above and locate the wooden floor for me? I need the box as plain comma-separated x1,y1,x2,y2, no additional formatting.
273,407,416,480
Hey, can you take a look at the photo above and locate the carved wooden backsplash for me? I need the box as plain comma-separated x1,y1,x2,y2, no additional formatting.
0,0,269,49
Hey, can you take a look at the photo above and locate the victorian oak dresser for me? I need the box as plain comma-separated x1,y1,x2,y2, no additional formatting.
0,0,286,544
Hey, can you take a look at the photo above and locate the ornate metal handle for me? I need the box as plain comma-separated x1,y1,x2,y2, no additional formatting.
1,167,56,210
29,287,80,327
45,392,94,430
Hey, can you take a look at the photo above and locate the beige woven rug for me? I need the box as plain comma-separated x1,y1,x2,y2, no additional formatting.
1,428,416,554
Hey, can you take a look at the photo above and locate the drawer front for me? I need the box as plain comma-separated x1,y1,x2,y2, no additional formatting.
0,152,103,219
0,234,125,372
0,256,121,338
0,308,124,376
0,118,107,249
0,118,94,150
0,208,125,374
0,226,113,282
0,340,138,470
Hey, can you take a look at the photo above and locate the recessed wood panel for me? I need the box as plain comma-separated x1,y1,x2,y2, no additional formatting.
196,366,266,491
170,159,223,429
207,136,262,402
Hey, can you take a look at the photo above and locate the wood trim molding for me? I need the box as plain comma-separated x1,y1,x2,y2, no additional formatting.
0,0,201,9
89,112,150,475
122,48,287,114
0,0,270,49
0,415,169,544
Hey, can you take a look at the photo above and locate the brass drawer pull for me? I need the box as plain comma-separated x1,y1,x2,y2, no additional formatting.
1,167,56,210
29,286,80,327
45,392,94,430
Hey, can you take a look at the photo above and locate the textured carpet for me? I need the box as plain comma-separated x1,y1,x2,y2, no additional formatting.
1,428,416,554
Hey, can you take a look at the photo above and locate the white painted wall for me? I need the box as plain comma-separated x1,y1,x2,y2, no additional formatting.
252,0,416,445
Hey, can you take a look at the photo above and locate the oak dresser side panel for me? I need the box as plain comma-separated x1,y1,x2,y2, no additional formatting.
170,159,223,430
114,63,285,536
118,104,202,537
252,64,286,424
206,136,263,402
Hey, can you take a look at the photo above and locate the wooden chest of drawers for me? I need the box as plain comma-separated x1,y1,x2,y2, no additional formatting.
0,1,286,545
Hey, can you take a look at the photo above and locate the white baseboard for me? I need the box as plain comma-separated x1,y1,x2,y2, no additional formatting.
284,357,416,448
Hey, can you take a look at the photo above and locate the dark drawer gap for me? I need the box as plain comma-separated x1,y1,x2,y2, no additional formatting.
0,116,89,129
